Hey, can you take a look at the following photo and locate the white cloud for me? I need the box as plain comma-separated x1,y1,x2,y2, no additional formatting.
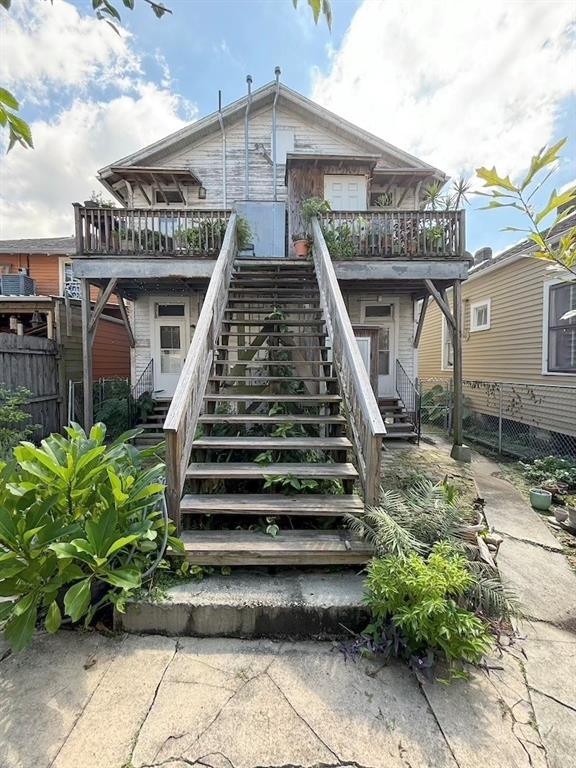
311,0,576,179
0,1,197,239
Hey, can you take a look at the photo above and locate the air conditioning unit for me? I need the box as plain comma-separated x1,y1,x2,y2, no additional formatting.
0,274,36,296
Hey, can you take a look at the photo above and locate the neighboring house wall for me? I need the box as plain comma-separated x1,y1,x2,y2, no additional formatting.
419,256,576,436
93,316,131,379
0,253,62,296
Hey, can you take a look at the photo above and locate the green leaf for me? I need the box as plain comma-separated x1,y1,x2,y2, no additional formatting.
105,534,140,558
520,138,567,190
4,602,37,653
535,188,576,225
86,507,118,556
45,601,62,634
64,578,92,622
0,87,18,110
101,568,141,589
476,166,518,192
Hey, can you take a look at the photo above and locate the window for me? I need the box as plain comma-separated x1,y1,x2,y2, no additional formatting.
545,282,576,374
154,189,185,204
157,304,185,317
63,261,80,299
365,304,393,319
442,317,454,370
272,127,295,164
470,299,491,331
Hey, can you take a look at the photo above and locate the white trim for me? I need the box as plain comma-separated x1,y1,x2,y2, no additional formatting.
441,316,454,371
360,296,399,395
542,278,576,376
470,298,491,332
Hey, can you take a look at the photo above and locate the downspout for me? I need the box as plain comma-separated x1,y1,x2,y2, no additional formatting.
244,75,253,201
272,66,281,202
217,90,227,208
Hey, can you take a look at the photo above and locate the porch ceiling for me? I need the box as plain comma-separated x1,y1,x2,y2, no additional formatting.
88,277,210,301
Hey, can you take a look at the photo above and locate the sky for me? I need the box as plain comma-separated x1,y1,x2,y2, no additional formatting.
0,0,574,254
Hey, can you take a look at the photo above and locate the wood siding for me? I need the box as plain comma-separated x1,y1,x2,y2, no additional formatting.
0,253,61,295
92,317,131,379
418,257,576,436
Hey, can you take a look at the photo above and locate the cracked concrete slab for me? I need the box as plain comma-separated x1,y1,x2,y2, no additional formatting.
530,689,576,768
475,473,563,551
0,630,122,768
52,634,178,768
422,650,547,768
497,537,576,629
521,621,576,711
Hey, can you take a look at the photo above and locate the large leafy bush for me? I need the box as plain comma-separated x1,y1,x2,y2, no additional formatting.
364,543,492,675
0,385,38,459
0,423,182,652
520,456,576,490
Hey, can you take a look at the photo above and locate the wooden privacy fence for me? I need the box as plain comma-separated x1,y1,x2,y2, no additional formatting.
0,333,63,438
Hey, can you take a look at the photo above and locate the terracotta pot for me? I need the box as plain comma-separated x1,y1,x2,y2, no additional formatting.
293,239,310,258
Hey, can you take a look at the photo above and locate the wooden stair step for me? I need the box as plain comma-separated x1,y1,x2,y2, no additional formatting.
180,493,364,516
203,394,341,403
185,462,358,480
235,259,313,267
192,436,352,450
228,289,319,296
211,375,336,382
215,359,332,367
178,529,371,565
222,320,326,327
215,346,331,352
227,300,321,306
199,414,346,424
223,310,323,316
219,333,327,339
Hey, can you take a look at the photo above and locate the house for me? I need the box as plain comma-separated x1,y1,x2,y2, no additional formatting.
418,213,576,457
72,75,470,565
0,236,131,422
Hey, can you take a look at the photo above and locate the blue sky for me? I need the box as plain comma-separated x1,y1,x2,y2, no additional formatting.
1,0,574,252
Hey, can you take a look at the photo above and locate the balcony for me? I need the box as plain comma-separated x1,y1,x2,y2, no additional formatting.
74,206,231,257
318,210,465,259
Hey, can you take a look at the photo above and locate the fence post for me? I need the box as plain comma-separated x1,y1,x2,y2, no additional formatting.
498,384,503,455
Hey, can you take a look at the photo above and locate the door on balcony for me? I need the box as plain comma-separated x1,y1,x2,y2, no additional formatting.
152,303,188,397
323,175,367,211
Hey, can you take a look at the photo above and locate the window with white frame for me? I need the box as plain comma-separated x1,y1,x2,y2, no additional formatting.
63,261,80,299
441,316,454,370
470,299,491,332
545,282,576,374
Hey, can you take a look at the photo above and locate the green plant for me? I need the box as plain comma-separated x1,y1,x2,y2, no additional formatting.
94,398,130,439
301,197,331,224
520,456,576,490
0,385,38,459
236,216,252,251
364,543,493,671
321,224,356,259
0,422,182,652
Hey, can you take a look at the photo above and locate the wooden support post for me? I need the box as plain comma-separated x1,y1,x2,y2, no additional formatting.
424,279,455,330
116,292,135,347
413,295,429,349
450,279,470,461
88,278,118,333
80,279,94,430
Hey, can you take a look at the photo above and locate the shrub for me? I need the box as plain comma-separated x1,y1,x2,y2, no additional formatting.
0,422,182,652
520,456,576,490
0,385,39,459
364,543,493,674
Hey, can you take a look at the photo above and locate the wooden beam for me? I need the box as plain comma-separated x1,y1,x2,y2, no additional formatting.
88,278,118,333
137,182,151,206
116,292,135,348
451,279,464,447
80,278,94,430
424,279,456,330
413,295,429,348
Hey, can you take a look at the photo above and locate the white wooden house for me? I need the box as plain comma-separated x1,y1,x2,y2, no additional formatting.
73,77,470,565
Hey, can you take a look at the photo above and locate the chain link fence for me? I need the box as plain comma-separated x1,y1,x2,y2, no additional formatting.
420,378,576,460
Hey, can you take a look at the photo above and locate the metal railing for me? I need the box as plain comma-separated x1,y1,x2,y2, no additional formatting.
129,359,154,427
420,378,576,459
311,218,386,504
74,205,231,257
395,359,421,442
318,209,465,259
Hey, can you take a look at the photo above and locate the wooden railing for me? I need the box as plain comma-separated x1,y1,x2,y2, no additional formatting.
74,205,231,257
318,209,465,259
163,213,238,527
311,218,386,505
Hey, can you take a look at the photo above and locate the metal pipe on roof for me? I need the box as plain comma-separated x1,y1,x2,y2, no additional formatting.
272,66,281,203
218,90,227,208
244,75,253,201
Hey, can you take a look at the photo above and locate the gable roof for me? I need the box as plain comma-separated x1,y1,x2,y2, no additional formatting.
0,236,75,255
468,212,576,280
99,81,447,182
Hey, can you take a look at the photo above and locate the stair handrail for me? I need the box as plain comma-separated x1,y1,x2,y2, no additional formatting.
395,358,421,442
163,212,238,526
129,358,154,427
311,218,386,505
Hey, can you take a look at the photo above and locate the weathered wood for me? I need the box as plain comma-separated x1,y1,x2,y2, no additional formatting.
116,292,135,347
180,494,364,515
424,279,456,330
203,394,341,403
178,529,372,566
311,218,386,505
163,214,238,527
192,436,352,450
185,462,359,480
80,278,93,430
452,279,464,447
88,278,118,333
199,414,346,424
413,295,429,348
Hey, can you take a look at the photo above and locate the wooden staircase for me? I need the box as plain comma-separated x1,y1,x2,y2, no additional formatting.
379,397,419,442
163,215,386,567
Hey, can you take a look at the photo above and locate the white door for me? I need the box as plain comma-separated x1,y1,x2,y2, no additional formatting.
153,303,188,396
323,175,367,211
356,336,371,375
377,323,395,396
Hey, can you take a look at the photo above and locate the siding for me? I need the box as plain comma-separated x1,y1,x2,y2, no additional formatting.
418,257,576,436
93,317,131,379
0,253,61,295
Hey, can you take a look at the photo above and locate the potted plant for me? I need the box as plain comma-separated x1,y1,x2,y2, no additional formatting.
529,488,553,511
292,233,311,258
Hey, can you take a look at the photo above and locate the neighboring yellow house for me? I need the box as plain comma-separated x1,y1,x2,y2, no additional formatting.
418,214,576,454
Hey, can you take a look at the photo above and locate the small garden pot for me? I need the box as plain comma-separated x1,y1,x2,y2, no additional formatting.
293,239,310,258
554,507,569,523
567,507,576,529
530,488,553,512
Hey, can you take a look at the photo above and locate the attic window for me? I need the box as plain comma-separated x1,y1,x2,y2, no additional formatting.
154,189,185,204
